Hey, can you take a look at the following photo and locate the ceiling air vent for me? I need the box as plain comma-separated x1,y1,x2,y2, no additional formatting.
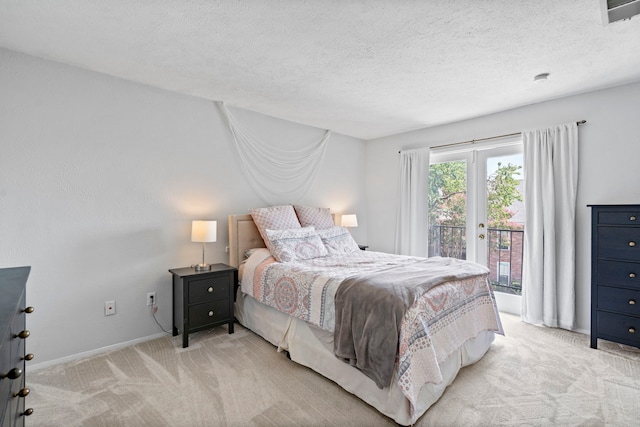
601,0,640,24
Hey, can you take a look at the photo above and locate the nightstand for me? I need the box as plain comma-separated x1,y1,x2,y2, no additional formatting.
169,263,238,348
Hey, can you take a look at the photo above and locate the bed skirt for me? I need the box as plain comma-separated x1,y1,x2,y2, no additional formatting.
235,290,495,425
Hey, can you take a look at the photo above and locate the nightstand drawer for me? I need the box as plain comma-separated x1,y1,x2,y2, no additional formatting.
597,311,640,346
597,227,640,261
598,286,640,316
597,211,640,226
189,300,230,328
188,275,230,303
597,260,640,288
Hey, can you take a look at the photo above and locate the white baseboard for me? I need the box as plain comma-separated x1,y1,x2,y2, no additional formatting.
29,332,169,372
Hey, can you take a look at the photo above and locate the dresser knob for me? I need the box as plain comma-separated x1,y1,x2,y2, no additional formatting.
208,311,214,317
630,300,637,305
630,241,637,247
22,353,34,361
208,286,214,293
1,368,23,380
22,408,34,417
629,327,636,334
15,330,30,339
22,306,34,314
14,388,30,398
630,273,637,278
631,216,637,221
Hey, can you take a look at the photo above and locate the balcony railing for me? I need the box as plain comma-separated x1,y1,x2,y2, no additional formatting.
429,224,524,295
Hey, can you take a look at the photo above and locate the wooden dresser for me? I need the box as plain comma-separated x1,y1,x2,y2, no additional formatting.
590,205,640,349
1,266,33,426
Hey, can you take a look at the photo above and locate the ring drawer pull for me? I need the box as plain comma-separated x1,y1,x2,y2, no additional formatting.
630,241,637,247
631,300,637,305
208,311,214,317
631,216,637,221
629,327,636,334
630,273,636,278
208,287,214,293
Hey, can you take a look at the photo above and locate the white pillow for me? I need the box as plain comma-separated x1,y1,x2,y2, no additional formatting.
316,226,360,255
265,227,328,262
250,205,301,252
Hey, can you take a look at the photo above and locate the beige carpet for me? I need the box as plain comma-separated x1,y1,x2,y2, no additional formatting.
26,313,640,426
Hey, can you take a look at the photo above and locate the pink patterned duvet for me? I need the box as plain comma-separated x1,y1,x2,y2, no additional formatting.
240,248,503,414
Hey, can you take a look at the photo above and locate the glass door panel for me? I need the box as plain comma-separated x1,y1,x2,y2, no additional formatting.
428,151,474,261
478,148,524,296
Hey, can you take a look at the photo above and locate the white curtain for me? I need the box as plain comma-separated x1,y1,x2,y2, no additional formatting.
395,149,429,257
521,122,578,330
218,102,330,205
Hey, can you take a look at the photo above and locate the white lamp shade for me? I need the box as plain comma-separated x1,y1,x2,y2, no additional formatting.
191,220,217,243
341,214,358,228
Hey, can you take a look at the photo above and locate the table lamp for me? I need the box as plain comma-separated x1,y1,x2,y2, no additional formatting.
192,220,217,271
341,214,358,228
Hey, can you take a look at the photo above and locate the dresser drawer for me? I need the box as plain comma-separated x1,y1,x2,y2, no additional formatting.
597,227,640,261
597,210,640,226
188,299,230,328
598,286,640,316
187,275,230,304
597,259,640,288
597,311,640,346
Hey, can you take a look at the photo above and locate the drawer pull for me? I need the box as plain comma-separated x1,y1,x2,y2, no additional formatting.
629,327,636,334
1,367,23,380
15,330,30,339
14,388,30,398
630,273,637,278
22,353,34,361
22,408,34,417
208,310,214,317
631,216,637,221
630,241,637,247
22,306,34,314
631,300,637,305
208,286,214,293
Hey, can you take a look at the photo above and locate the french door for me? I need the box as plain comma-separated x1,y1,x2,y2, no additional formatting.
428,140,524,314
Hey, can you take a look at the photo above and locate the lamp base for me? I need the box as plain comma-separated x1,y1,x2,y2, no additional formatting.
193,263,212,271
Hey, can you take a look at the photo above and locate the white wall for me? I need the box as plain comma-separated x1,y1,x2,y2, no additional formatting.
0,48,367,365
366,81,640,333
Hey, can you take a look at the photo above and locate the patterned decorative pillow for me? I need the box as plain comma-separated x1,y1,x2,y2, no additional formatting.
251,205,301,252
265,227,328,262
316,226,360,255
293,205,335,229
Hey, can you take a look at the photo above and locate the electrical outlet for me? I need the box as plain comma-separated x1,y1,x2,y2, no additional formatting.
225,246,229,253
105,300,116,316
147,292,156,306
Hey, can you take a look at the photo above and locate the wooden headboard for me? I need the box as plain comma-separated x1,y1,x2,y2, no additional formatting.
228,214,266,268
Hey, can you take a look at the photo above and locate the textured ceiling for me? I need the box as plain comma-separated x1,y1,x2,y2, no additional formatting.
1,1,640,140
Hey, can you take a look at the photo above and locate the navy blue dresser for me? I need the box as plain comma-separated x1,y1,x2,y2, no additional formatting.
590,205,640,349
1,266,33,426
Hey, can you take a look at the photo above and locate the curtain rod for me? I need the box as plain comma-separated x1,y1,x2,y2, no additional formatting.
399,120,586,153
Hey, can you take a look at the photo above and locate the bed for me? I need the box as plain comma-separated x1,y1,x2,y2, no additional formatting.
228,207,503,426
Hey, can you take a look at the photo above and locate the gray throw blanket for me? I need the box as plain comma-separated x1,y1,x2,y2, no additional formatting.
333,256,489,389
